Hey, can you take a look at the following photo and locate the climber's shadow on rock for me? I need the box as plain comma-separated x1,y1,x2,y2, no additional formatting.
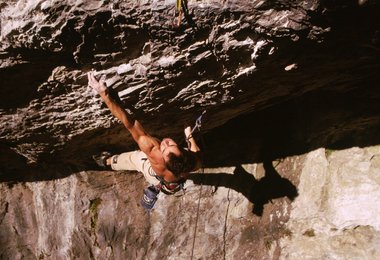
188,161,298,216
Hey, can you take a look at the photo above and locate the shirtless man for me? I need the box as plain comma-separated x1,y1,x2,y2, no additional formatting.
87,71,202,195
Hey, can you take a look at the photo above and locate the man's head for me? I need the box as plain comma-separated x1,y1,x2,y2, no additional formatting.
160,138,187,176
165,152,186,177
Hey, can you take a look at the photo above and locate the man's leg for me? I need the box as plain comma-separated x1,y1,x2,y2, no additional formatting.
108,151,160,186
108,150,145,171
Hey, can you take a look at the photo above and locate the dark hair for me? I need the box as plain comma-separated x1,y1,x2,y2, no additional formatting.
166,149,196,177
166,152,186,177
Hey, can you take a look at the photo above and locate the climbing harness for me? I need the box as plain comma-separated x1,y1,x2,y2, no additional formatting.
155,174,186,195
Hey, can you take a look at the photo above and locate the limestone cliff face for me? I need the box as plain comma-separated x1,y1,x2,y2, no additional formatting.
1,148,380,259
0,0,380,259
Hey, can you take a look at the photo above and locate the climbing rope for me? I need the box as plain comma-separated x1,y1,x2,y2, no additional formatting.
190,169,203,260
189,110,206,260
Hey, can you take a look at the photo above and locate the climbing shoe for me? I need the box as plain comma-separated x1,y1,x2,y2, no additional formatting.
92,151,112,168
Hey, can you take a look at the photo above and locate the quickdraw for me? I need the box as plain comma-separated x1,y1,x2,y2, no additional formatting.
191,110,206,134
175,0,194,28
186,110,206,148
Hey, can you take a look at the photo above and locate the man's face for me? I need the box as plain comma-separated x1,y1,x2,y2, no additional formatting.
160,138,181,162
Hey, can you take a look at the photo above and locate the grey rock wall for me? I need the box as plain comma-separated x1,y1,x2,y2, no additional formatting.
1,147,379,259
279,147,380,259
1,0,380,259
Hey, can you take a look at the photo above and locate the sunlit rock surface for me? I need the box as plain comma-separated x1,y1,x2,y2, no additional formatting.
280,147,380,259
1,0,380,259
1,147,379,259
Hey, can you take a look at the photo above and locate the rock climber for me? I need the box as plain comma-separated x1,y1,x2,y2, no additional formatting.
87,71,202,197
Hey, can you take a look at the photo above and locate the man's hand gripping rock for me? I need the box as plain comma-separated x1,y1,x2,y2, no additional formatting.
87,71,107,94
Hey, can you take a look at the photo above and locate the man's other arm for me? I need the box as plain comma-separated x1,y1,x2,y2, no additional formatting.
184,126,202,171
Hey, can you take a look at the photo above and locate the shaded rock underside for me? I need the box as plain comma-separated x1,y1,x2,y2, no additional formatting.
0,0,379,176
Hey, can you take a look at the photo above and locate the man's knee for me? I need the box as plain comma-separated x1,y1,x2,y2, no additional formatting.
112,154,119,164
110,151,141,171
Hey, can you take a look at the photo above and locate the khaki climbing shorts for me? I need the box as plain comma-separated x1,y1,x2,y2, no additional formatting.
110,150,160,186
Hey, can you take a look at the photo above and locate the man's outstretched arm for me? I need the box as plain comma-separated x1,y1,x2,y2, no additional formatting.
87,72,158,154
